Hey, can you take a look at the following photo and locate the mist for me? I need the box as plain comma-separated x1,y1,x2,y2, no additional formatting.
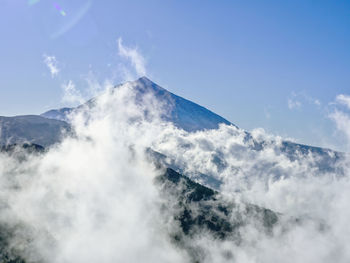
0,80,350,263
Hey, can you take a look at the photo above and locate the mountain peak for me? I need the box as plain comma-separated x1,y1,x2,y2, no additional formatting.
41,77,233,132
129,76,167,94
136,76,153,84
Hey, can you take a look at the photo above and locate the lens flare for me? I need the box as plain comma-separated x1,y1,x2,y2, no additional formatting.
28,0,40,6
54,3,67,16
51,0,92,39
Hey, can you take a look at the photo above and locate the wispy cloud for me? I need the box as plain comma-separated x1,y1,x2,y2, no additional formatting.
61,80,84,105
117,38,146,77
314,99,321,106
264,106,272,119
329,94,350,148
288,98,301,110
329,110,350,143
43,55,60,78
335,94,350,109
287,91,321,110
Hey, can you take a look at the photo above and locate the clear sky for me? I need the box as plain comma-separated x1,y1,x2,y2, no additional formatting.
1,0,350,151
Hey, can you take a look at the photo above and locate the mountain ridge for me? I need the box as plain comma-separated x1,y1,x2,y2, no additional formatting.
0,77,345,161
0,115,70,147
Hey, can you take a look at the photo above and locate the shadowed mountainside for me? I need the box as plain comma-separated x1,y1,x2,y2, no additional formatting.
0,116,69,148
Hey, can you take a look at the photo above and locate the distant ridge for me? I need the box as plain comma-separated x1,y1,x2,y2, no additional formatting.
0,115,69,147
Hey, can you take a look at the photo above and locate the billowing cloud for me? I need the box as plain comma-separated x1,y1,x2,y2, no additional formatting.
43,54,60,78
0,81,350,262
117,38,147,77
0,83,184,262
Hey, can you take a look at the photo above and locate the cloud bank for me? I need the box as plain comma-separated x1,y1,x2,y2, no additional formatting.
0,82,350,262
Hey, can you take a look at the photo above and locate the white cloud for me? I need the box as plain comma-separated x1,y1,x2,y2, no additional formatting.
117,38,147,77
288,98,301,110
330,110,350,143
287,92,321,110
43,54,60,78
1,81,350,262
329,94,350,150
61,80,84,105
314,99,321,106
0,83,184,262
336,94,350,109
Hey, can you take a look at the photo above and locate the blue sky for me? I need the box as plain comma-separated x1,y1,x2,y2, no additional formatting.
1,0,350,151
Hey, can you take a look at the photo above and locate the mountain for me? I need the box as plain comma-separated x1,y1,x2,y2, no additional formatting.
0,78,343,262
40,107,73,122
41,77,233,132
0,77,344,181
0,115,69,147
156,167,278,261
